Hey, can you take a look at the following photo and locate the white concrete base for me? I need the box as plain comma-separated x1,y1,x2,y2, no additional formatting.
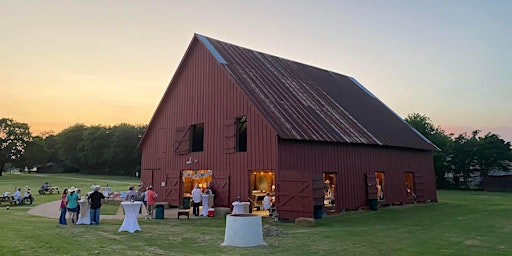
221,214,266,247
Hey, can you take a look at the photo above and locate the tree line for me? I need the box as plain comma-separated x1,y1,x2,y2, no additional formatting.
0,118,146,176
405,113,512,189
2,115,512,186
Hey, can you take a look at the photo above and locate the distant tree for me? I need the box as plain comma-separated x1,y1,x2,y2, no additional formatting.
105,124,145,176
451,130,512,188
16,136,50,169
77,125,111,174
0,118,32,176
55,124,87,171
475,132,512,173
405,113,453,188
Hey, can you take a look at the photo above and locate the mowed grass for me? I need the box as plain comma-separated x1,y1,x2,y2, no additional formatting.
1,173,512,255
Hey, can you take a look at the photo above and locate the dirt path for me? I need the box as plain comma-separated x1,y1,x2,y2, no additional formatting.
28,200,202,220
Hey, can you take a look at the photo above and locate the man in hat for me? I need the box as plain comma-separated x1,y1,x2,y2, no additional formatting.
87,185,105,225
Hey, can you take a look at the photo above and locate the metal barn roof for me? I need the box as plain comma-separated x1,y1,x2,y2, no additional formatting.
197,34,438,151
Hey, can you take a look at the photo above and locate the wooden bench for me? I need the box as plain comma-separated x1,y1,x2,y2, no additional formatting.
177,210,190,219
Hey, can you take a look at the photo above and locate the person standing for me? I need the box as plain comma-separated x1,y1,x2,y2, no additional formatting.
87,185,105,225
145,186,157,219
191,184,202,216
66,187,79,224
262,192,274,216
59,189,68,225
124,185,138,201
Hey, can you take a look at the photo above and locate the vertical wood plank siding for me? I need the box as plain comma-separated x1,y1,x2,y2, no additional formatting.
140,38,278,207
140,35,437,220
277,140,437,218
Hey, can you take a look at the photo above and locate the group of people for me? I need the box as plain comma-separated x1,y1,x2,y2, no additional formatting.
124,184,157,219
59,185,104,225
191,184,213,216
11,186,32,205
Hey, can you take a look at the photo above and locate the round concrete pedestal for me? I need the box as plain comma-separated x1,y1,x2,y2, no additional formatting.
221,214,266,247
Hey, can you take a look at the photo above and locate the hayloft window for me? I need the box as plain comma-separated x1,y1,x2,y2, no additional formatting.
191,123,204,152
236,116,247,152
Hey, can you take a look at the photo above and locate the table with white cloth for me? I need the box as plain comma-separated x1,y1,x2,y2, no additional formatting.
118,201,142,233
200,195,209,216
76,199,91,225
232,201,250,214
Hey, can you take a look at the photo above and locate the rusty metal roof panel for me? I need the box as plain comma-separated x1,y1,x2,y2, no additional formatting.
199,35,438,151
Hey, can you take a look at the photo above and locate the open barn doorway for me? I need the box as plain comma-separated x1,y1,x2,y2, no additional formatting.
181,169,213,208
248,170,275,216
323,173,336,209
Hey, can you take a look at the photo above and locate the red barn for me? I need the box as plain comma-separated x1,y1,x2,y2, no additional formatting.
138,34,438,220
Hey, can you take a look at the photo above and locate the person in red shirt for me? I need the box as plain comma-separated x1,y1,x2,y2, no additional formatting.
145,186,157,219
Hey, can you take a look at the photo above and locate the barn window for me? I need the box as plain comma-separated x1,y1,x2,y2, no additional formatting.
191,123,204,152
236,116,247,152
376,172,385,201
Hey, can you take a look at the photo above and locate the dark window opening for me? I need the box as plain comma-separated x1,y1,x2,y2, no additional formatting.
191,123,204,152
236,116,247,152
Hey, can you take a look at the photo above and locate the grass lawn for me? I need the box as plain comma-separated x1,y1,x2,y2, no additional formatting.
0,173,512,255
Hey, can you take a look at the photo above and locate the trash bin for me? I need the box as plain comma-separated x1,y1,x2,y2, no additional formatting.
155,204,165,219
183,196,191,209
368,199,378,211
313,204,324,219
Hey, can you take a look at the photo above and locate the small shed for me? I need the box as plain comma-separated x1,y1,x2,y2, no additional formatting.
138,34,438,220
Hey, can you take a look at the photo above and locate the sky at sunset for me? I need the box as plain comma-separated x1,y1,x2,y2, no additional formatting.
1,1,511,141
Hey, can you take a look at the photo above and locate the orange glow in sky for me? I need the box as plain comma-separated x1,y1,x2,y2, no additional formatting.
1,1,511,141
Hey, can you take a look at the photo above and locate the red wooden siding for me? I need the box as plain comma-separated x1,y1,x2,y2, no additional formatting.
276,140,437,219
140,38,278,207
139,35,437,220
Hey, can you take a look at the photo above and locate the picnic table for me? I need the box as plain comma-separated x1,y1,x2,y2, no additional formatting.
39,186,60,195
0,195,17,205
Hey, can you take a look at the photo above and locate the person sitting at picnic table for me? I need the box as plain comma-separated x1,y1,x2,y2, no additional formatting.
39,182,49,194
13,188,23,204
124,185,138,202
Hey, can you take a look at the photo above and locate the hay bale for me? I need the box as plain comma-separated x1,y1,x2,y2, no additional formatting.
214,207,231,218
263,224,285,237
295,217,315,227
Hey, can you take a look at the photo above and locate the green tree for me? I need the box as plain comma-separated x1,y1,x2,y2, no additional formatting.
77,125,111,174
0,118,32,175
16,136,51,169
405,113,453,188
55,124,87,171
451,130,512,188
105,123,145,176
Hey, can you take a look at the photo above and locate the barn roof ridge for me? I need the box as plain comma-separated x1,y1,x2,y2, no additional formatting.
195,34,438,151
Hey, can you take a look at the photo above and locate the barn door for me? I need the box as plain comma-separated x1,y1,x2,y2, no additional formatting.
276,172,312,219
312,173,324,206
366,172,378,200
224,119,236,154
174,126,191,155
165,174,180,207
414,174,425,202
212,176,229,207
